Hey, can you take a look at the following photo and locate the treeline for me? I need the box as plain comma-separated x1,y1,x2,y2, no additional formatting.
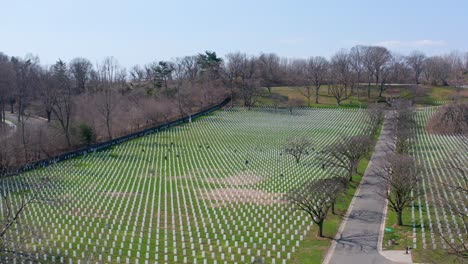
0,46,467,173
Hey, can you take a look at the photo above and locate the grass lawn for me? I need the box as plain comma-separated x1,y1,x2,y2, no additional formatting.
255,85,467,109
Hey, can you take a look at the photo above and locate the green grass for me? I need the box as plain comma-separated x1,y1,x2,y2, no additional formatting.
255,85,467,109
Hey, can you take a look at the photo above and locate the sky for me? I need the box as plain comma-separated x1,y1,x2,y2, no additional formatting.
1,0,467,68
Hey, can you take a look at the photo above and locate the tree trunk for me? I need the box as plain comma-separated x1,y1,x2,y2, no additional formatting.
315,86,319,104
397,211,403,226
331,202,335,215
318,221,324,237
46,110,51,122
367,81,371,98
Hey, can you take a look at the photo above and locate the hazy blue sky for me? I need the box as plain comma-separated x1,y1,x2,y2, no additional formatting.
1,0,466,68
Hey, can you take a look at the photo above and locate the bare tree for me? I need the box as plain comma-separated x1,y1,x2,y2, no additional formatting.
406,51,426,85
50,59,74,147
258,53,282,94
366,103,385,135
308,56,329,104
286,177,345,237
349,45,367,92
284,137,312,163
424,56,451,86
331,50,352,97
321,135,373,181
0,175,60,260
225,53,260,109
69,57,93,93
390,100,417,154
95,57,125,140
375,154,420,226
0,53,14,124
328,73,347,106
427,102,468,136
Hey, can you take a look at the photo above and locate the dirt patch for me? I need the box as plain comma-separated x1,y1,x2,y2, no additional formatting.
202,188,283,207
205,171,264,186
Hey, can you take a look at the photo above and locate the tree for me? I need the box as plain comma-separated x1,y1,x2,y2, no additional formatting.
225,53,260,109
424,56,451,86
427,102,468,136
257,53,282,94
0,53,14,124
286,177,345,237
153,61,174,90
406,51,426,85
50,59,73,147
290,59,312,106
0,175,59,260
307,57,329,104
197,51,222,80
331,50,352,97
95,57,125,140
390,100,417,154
375,154,420,226
69,57,93,93
321,135,373,181
366,103,385,135
349,45,367,91
361,46,392,97
284,137,312,163
328,70,347,106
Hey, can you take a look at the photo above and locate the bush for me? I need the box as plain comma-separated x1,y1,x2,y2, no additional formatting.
427,102,468,135
78,123,95,145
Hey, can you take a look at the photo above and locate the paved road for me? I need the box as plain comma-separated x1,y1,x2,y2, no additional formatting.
1,112,47,141
324,111,401,264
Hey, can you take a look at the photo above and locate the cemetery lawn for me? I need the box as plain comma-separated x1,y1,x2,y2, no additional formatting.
382,107,467,263
291,122,382,263
6,106,378,263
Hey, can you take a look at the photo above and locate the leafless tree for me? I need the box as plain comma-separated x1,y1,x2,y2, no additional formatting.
424,56,451,86
258,53,282,94
349,45,367,91
406,51,426,85
94,57,126,140
361,46,392,97
0,53,14,124
129,64,145,83
307,56,329,104
286,177,346,237
225,53,261,109
427,102,468,136
331,50,352,97
375,154,420,226
328,73,347,105
0,174,62,261
69,57,93,93
320,135,373,182
390,100,417,154
366,103,385,135
50,59,74,147
289,59,313,106
284,137,312,163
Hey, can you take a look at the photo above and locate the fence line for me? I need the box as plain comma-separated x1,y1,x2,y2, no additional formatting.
3,97,231,177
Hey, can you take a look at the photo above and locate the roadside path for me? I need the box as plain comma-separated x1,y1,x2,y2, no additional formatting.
323,111,412,264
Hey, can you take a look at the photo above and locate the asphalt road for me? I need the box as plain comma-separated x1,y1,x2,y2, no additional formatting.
325,111,398,264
